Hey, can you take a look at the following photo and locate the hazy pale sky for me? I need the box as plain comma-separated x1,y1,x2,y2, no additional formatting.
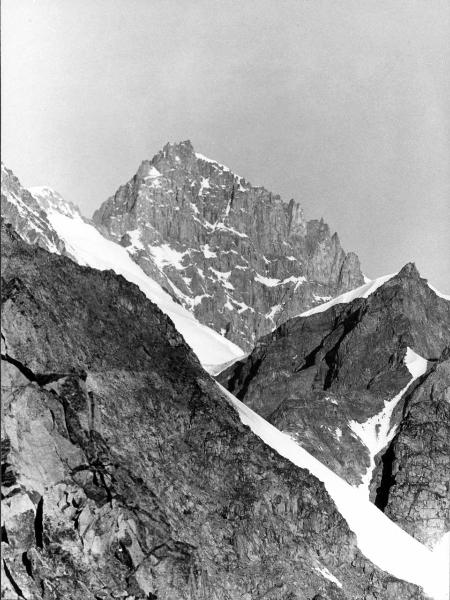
2,0,449,291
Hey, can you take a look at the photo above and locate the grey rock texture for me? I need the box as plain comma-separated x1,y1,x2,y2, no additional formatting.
219,264,450,490
1,163,67,255
93,140,364,350
370,352,450,548
1,223,423,600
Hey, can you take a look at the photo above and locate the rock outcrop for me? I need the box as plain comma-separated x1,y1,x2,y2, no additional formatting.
1,223,424,599
370,352,450,548
219,265,450,492
93,140,364,350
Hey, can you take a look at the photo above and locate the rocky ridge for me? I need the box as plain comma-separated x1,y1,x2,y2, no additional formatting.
0,223,425,600
93,140,364,350
219,263,450,517
1,163,67,256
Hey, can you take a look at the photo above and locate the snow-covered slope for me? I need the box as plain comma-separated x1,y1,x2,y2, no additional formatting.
33,207,244,370
300,272,449,317
219,380,449,600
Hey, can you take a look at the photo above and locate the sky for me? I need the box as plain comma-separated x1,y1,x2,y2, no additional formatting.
2,0,449,291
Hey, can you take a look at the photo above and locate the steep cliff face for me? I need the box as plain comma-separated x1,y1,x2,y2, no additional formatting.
1,163,67,255
1,224,425,600
370,353,450,548
93,140,364,349
219,266,450,494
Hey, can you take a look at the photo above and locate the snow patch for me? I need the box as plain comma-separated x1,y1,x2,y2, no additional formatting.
143,166,162,179
314,566,343,588
210,268,234,290
198,177,211,195
126,229,145,251
255,273,306,288
201,244,217,259
266,304,282,321
255,273,280,287
213,222,248,238
148,244,187,271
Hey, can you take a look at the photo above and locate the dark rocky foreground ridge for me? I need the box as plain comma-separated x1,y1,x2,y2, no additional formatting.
1,223,424,600
219,265,450,546
93,140,364,351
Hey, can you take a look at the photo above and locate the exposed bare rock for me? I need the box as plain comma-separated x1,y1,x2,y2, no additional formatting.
93,140,364,350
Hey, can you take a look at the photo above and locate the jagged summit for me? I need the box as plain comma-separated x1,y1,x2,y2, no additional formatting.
93,140,364,349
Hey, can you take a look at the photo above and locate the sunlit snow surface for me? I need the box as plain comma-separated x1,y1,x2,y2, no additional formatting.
219,383,449,600
349,348,428,495
44,212,244,369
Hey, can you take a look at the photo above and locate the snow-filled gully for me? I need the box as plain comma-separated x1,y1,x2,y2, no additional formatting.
349,348,428,496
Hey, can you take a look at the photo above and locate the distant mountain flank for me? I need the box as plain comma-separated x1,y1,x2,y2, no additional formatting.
1,163,67,255
93,140,364,349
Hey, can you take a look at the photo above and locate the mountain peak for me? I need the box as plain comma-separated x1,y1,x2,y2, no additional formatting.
396,262,421,280
93,142,364,350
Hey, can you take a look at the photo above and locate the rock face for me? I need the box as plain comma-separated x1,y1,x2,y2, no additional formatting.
93,140,364,350
370,352,450,548
1,223,424,600
219,265,450,491
1,163,67,255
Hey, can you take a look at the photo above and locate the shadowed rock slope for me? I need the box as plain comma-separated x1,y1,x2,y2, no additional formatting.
1,223,423,599
93,140,363,350
219,265,450,493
